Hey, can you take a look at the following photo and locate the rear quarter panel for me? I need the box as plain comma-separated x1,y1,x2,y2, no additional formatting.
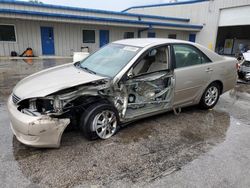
196,44,237,94
173,43,238,108
211,56,237,93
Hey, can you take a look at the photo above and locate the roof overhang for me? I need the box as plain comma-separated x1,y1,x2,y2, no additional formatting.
0,0,190,23
0,9,203,31
122,0,209,12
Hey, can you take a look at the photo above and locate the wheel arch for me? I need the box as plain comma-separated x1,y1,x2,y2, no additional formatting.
63,95,116,125
198,80,223,109
195,80,223,106
80,101,120,140
210,80,223,95
71,95,114,108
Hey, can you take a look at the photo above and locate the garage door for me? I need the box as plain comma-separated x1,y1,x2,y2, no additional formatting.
219,6,250,27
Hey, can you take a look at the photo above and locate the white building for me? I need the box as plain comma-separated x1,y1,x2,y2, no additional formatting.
1,0,249,57
124,0,250,55
0,0,202,57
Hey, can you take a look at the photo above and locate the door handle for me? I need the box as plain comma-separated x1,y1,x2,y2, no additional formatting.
205,68,213,72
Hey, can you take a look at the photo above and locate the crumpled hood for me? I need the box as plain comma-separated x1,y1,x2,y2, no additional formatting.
13,63,107,100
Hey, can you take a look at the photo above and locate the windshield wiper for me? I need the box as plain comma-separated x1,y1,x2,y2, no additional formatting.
74,61,96,75
81,66,96,75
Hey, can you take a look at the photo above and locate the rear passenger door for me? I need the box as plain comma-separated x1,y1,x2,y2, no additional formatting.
172,44,212,106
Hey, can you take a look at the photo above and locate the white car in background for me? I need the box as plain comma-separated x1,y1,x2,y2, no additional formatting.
238,51,250,81
7,39,237,148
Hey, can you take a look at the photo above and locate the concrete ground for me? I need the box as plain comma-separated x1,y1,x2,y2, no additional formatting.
0,59,250,188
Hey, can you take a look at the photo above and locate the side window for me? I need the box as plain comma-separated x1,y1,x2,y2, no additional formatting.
0,25,16,42
132,46,169,76
173,44,211,68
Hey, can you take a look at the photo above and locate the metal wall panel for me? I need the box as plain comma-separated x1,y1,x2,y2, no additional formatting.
0,18,139,56
0,2,204,31
1,3,152,22
0,0,200,57
127,0,250,50
2,2,191,23
0,17,190,56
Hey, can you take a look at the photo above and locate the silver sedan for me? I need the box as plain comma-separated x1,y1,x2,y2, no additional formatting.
7,39,237,148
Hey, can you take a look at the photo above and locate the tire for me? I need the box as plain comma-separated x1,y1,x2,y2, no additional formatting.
80,103,119,140
199,82,221,109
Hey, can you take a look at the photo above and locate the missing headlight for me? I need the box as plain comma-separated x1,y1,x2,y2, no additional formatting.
36,99,54,113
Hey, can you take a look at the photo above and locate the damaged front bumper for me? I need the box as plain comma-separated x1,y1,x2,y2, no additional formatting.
7,96,70,148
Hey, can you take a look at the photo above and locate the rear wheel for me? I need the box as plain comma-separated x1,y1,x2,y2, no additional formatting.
80,103,119,140
199,83,221,109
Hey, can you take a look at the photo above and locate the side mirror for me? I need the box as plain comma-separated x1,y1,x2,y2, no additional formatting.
127,68,134,79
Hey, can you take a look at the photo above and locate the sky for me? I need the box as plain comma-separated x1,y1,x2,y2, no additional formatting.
21,0,189,11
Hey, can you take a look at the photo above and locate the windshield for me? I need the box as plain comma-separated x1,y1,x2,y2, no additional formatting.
79,43,140,77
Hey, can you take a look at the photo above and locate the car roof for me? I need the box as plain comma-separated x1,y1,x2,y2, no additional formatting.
113,38,224,62
113,38,192,48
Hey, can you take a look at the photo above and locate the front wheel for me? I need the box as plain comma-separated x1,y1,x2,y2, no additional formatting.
199,83,221,109
80,103,119,140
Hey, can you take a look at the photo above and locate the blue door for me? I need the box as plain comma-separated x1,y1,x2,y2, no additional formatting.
41,27,55,55
189,34,196,42
147,32,156,38
99,30,109,47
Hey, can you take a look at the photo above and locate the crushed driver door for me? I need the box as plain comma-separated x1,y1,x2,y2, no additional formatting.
122,45,175,120
124,70,175,119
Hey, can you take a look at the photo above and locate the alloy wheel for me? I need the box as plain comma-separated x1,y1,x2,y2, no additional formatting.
204,86,219,106
93,110,117,139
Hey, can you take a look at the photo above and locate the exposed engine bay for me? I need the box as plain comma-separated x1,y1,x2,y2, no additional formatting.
15,79,112,118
